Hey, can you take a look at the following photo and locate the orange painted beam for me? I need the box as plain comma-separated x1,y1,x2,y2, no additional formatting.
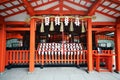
59,0,63,15
0,17,4,24
87,0,103,15
92,22,116,26
6,33,23,39
0,0,8,3
29,18,35,72
115,18,120,73
6,21,26,26
35,10,86,15
22,0,35,16
92,28,115,31
0,20,6,73
6,27,30,31
106,0,120,5
0,0,14,4
87,18,93,72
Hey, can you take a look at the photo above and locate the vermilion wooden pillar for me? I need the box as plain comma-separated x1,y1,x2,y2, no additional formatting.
115,18,120,73
87,18,93,72
29,18,36,72
0,19,6,73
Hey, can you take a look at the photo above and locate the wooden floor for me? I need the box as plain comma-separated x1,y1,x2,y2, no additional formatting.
0,67,120,80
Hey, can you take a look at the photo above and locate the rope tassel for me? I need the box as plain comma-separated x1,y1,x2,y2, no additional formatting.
81,20,85,33
70,21,74,32
40,21,44,32
50,21,54,31
60,21,64,32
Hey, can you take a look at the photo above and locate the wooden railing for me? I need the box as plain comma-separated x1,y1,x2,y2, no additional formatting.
6,50,113,66
6,50,29,65
34,50,87,65
6,50,88,66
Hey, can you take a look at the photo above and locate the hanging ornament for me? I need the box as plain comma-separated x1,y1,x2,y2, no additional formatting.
85,21,87,30
50,20,54,31
81,20,85,33
55,16,60,25
60,21,64,32
70,20,74,31
40,20,44,32
45,17,50,26
74,17,80,26
48,34,50,37
64,16,69,26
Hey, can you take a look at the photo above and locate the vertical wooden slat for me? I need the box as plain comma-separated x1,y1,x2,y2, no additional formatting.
52,53,54,64
77,51,79,65
48,52,51,63
23,50,25,63
58,52,60,64
19,51,21,63
5,51,8,66
16,51,18,64
41,53,44,66
26,50,28,63
10,51,12,64
55,52,57,63
70,52,72,64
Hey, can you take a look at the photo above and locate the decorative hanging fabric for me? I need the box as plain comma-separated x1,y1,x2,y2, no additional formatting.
40,20,44,32
55,16,60,25
60,21,64,32
45,17,50,26
64,16,69,26
70,20,74,31
50,21,54,31
81,20,85,33
74,17,80,26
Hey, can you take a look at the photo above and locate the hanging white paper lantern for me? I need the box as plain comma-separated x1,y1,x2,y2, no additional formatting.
55,16,60,25
75,17,80,26
64,16,69,26
45,17,50,26
50,21,54,31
